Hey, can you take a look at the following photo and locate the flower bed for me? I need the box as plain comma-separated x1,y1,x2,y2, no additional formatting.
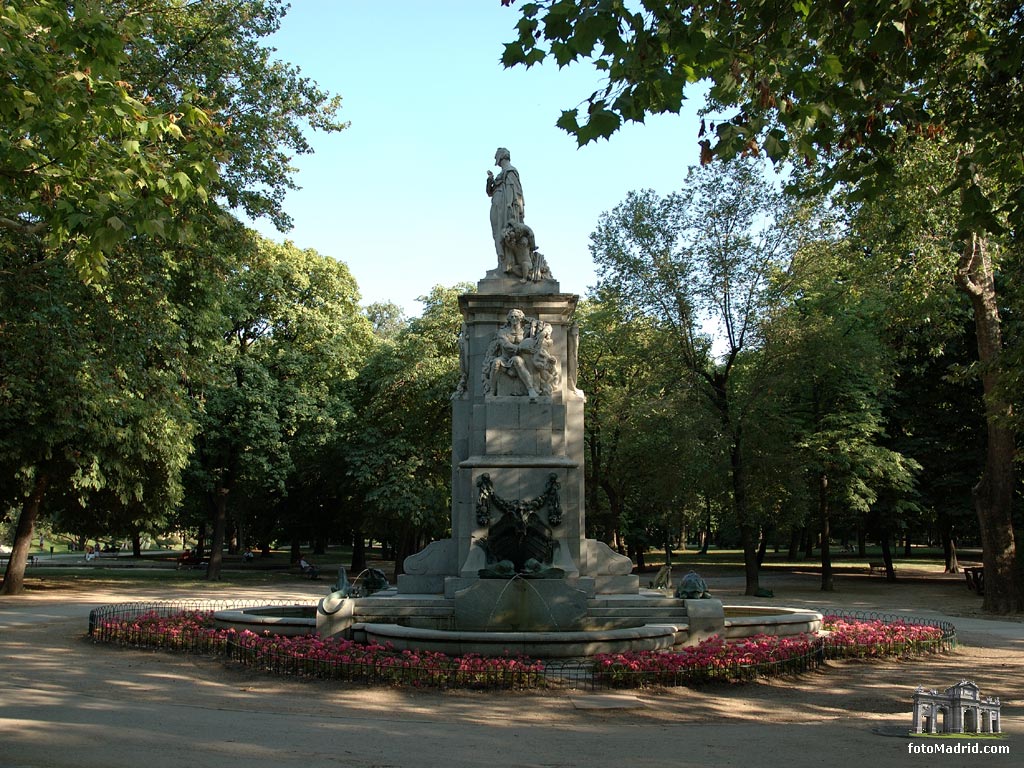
821,614,945,658
227,631,547,688
591,615,948,687
89,603,955,690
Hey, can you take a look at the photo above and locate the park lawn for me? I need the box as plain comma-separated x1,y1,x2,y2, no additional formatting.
15,566,317,590
640,546,977,572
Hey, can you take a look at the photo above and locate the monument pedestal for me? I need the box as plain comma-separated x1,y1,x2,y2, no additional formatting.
398,274,636,596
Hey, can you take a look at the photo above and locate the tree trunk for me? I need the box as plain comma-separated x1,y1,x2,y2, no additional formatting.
351,530,367,573
206,486,229,580
131,527,142,557
700,496,712,555
940,517,960,573
393,526,419,578
730,436,760,595
819,472,833,591
880,534,896,581
0,472,50,596
739,523,759,595
955,233,1023,612
787,526,801,560
756,526,769,567
195,522,207,560
944,536,961,574
803,525,815,558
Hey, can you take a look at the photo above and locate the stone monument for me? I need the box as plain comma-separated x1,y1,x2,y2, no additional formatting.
316,150,762,652
398,148,636,600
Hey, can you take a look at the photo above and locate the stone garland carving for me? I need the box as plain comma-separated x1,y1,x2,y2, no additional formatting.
475,472,562,528
475,473,564,577
481,308,561,398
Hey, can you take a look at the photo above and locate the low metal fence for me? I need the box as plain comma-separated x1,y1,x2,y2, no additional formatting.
89,599,287,655
819,609,958,657
87,601,957,691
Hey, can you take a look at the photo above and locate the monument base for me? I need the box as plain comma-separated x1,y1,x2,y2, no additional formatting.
453,578,589,632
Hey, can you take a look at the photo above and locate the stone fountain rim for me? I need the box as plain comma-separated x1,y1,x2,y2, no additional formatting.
353,621,679,644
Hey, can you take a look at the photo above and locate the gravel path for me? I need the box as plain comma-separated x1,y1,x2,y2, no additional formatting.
1,569,1020,767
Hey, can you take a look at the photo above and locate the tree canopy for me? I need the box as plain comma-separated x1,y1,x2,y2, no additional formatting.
0,0,345,280
502,0,1023,235
502,0,1023,613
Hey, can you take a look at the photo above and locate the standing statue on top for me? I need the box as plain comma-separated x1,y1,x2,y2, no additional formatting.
486,148,551,283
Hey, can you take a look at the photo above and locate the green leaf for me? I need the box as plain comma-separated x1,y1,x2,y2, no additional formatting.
579,107,621,144
555,109,581,134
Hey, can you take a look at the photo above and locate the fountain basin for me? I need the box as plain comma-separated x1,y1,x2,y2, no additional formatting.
723,606,822,638
211,597,822,658
352,621,679,658
213,605,316,636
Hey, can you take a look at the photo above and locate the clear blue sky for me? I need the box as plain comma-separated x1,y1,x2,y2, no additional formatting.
250,1,704,316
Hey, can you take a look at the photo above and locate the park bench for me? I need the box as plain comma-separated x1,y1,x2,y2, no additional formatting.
868,562,889,576
175,552,208,570
0,555,37,567
964,566,985,595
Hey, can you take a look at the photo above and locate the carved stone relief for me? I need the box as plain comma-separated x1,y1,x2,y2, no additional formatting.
481,308,561,397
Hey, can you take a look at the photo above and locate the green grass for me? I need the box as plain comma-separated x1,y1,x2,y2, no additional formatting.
14,545,385,591
637,545,979,571
24,566,304,585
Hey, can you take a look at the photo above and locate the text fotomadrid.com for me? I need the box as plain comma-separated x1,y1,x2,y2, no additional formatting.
908,742,1009,755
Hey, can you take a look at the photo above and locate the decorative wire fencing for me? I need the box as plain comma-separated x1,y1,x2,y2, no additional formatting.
87,601,957,692
89,599,292,655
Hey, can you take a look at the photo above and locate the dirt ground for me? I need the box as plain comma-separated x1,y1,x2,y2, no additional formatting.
1,566,1020,768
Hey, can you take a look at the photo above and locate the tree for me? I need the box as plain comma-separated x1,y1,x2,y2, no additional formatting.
1,0,345,280
345,285,467,573
365,302,408,341
502,1,1021,229
575,292,719,567
182,231,370,579
0,0,219,278
764,243,920,589
589,159,802,594
2,0,348,591
121,0,346,232
835,139,1021,607
837,149,987,574
0,239,195,594
503,0,1024,612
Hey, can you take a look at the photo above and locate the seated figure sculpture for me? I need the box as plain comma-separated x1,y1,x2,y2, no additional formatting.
482,310,560,398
